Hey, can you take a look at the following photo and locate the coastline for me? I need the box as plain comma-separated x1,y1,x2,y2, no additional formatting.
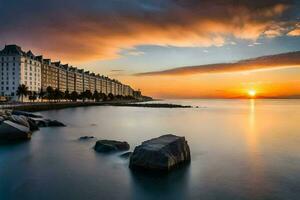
0,100,191,112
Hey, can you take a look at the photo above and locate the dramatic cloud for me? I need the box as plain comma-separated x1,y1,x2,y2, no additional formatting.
0,0,298,62
135,51,300,76
287,23,300,36
288,28,300,36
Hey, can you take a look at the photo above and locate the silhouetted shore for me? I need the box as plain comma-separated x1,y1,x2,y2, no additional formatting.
0,100,191,112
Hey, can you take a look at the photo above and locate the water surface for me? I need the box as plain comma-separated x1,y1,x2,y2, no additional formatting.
1,99,300,200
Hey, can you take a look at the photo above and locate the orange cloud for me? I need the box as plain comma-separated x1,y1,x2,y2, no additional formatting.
135,51,300,76
288,28,300,36
0,0,294,62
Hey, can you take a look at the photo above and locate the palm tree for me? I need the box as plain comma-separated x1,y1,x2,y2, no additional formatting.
70,91,78,102
39,88,46,102
85,90,93,101
65,90,70,101
16,84,29,102
53,88,64,102
46,86,54,101
29,91,37,102
93,90,100,102
108,93,114,101
80,91,86,102
100,92,107,101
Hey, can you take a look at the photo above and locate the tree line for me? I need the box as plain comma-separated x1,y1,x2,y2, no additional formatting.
16,84,135,102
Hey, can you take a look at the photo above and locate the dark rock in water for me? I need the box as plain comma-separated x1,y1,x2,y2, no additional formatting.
27,118,39,131
120,152,132,159
94,140,130,153
79,136,95,140
0,120,31,140
47,120,65,127
12,110,42,118
34,119,65,127
129,134,191,171
9,115,30,128
35,119,47,127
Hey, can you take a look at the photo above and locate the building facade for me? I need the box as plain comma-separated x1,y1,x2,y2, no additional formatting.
66,67,76,92
0,45,42,100
41,58,58,91
0,45,137,101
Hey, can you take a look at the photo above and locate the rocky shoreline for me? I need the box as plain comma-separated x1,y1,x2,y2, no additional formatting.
1,108,191,173
0,110,65,141
0,100,192,112
109,103,192,108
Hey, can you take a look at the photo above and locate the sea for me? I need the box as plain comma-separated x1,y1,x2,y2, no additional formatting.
1,99,300,200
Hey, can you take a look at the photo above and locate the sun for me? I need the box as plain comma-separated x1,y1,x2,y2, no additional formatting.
248,89,256,98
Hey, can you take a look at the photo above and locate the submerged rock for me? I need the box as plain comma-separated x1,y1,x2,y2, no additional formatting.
79,136,95,140
0,120,31,140
94,140,130,153
120,152,132,159
27,118,39,131
34,119,65,127
129,134,191,171
47,120,65,127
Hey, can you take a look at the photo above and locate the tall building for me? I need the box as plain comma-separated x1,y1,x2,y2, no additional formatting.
75,68,84,93
40,58,58,91
0,44,138,101
66,67,76,92
95,74,102,92
89,73,96,92
0,45,41,100
83,71,90,91
101,76,107,94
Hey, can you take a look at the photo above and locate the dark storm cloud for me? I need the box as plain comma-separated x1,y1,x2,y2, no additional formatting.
135,51,300,76
0,0,298,62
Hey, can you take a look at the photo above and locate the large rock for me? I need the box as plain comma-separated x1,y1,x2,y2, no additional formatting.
9,115,30,128
27,118,39,131
12,110,42,118
0,120,31,140
9,115,39,131
94,140,130,153
129,134,191,171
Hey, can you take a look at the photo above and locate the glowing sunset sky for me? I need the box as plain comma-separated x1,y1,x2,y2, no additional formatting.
1,0,300,98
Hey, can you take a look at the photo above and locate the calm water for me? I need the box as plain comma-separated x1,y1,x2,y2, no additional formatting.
1,99,300,200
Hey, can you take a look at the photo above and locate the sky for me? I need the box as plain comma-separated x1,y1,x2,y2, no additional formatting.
0,0,300,98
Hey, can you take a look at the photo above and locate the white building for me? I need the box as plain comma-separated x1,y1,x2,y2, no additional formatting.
0,45,42,101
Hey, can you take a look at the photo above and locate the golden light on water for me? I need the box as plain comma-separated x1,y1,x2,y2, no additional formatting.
248,89,257,98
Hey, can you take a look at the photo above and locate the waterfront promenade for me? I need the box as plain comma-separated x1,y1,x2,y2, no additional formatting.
0,100,141,112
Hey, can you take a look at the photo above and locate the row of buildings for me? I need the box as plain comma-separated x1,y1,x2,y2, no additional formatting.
0,45,139,101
